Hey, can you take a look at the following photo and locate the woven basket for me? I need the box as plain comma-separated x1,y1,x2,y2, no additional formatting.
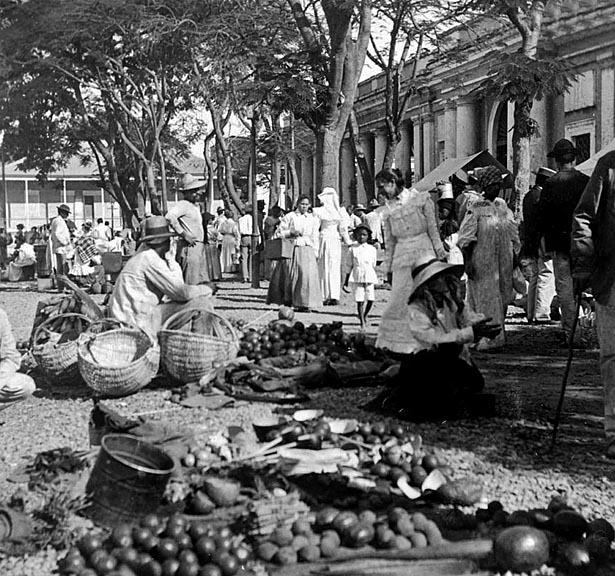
31,313,92,385
78,320,160,397
159,309,239,383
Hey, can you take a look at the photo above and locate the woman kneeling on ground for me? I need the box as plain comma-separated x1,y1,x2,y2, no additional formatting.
372,256,499,421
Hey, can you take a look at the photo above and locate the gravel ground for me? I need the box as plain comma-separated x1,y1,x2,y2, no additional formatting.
0,277,613,574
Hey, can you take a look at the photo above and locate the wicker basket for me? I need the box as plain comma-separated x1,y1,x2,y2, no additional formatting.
78,320,160,398
31,313,92,385
158,309,239,383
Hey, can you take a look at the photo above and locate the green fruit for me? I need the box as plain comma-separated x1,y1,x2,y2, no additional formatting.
494,526,550,574
345,523,375,548
585,534,611,563
358,510,377,525
393,535,412,550
320,530,340,547
410,466,428,487
256,542,278,562
291,535,310,551
271,527,294,547
421,454,439,472
587,518,615,543
552,510,588,540
315,507,339,530
409,532,427,548
292,519,312,536
319,537,340,558
332,511,359,535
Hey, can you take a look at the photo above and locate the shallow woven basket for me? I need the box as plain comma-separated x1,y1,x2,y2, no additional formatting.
31,313,92,386
158,309,239,383
78,319,160,397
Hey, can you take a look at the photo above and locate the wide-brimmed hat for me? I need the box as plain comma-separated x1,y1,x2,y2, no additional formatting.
58,204,71,214
533,166,557,178
547,138,577,159
318,186,337,200
409,257,464,298
368,198,379,208
177,173,206,192
139,216,175,245
354,204,366,214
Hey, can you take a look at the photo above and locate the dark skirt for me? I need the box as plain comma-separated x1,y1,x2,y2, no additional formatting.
369,347,484,422
267,246,321,309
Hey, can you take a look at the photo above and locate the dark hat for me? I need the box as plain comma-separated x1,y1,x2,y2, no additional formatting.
177,173,206,192
437,198,456,211
58,204,71,214
368,198,379,209
547,138,577,158
139,216,175,245
533,166,557,179
409,256,464,298
476,166,503,191
353,223,372,236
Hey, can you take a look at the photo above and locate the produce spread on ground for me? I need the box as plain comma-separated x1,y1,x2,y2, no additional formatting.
0,283,614,576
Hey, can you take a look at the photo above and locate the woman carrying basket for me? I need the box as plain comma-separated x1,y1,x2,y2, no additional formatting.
109,216,215,337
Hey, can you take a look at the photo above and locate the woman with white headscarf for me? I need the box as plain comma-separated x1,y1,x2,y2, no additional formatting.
313,187,352,306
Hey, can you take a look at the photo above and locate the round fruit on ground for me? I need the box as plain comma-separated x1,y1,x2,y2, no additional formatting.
494,526,550,573
161,558,181,576
175,533,192,551
393,518,415,537
332,511,359,535
585,534,611,563
257,542,279,562
291,535,310,551
154,538,179,561
410,466,428,487
345,523,375,548
409,532,427,548
388,467,408,483
270,527,294,547
194,537,216,562
390,424,405,438
112,547,139,567
358,510,377,525
178,550,198,565
421,454,439,472
315,507,340,530
274,546,298,565
298,544,321,562
528,509,553,530
89,551,117,574
79,534,104,557
319,537,340,558
189,523,209,541
394,535,412,550
198,564,223,576
320,530,341,547
358,423,372,437
58,554,86,574
213,552,239,576
558,542,592,574
387,507,409,523
506,511,534,527
552,510,589,540
175,560,200,576
587,518,615,542
371,462,390,478
292,518,312,536
110,524,134,549
371,422,387,436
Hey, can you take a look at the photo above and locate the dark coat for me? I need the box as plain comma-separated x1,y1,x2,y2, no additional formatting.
538,168,589,254
571,151,615,304
521,185,543,258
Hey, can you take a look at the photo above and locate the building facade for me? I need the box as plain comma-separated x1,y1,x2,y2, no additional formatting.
296,0,615,206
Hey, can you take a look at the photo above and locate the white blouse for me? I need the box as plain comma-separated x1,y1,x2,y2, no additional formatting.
274,211,320,253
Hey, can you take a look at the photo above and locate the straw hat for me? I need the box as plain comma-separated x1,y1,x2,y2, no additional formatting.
139,216,175,245
177,173,206,192
409,256,464,298
58,204,71,214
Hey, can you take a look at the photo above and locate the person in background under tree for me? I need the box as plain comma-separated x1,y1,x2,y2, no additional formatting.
0,228,12,270
537,138,590,345
13,224,25,249
237,206,253,283
0,307,36,413
572,149,615,458
520,167,556,324
109,216,214,337
47,204,73,279
166,174,209,285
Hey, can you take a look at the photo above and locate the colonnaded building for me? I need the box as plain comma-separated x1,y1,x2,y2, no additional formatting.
296,0,615,205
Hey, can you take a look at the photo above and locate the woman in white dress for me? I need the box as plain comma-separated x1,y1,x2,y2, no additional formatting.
218,210,240,273
313,187,351,306
267,196,321,311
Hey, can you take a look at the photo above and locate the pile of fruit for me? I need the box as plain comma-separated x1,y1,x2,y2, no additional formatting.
238,320,355,362
59,514,251,576
256,507,444,565
476,496,615,574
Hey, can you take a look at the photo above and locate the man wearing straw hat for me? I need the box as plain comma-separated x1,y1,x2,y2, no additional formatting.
0,307,35,413
109,216,214,337
166,174,208,284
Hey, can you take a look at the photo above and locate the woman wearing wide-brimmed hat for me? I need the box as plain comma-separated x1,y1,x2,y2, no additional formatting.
458,166,520,351
370,256,499,421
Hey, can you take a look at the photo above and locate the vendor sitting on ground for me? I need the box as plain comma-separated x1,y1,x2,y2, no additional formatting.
108,216,214,336
0,307,35,412
372,256,499,421
7,241,36,281
68,234,105,289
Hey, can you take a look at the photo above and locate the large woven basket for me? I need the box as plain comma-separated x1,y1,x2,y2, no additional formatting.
31,313,92,385
158,309,239,383
78,319,160,397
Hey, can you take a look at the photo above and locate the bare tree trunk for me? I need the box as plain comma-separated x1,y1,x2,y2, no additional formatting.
288,158,299,208
215,143,234,214
270,155,281,208
512,96,533,219
318,128,343,195
348,110,374,198
157,141,168,213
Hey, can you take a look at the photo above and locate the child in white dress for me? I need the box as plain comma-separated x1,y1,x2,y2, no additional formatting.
343,224,378,330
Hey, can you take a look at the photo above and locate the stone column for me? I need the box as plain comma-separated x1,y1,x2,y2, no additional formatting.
456,99,479,158
395,122,413,182
374,130,388,175
444,104,457,159
422,116,435,174
413,119,423,181
601,67,614,146
339,139,355,205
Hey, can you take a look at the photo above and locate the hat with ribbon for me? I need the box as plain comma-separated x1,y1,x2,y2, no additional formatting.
139,216,176,245
476,166,504,191
409,256,464,299
58,204,71,214
547,138,578,159
177,173,206,192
